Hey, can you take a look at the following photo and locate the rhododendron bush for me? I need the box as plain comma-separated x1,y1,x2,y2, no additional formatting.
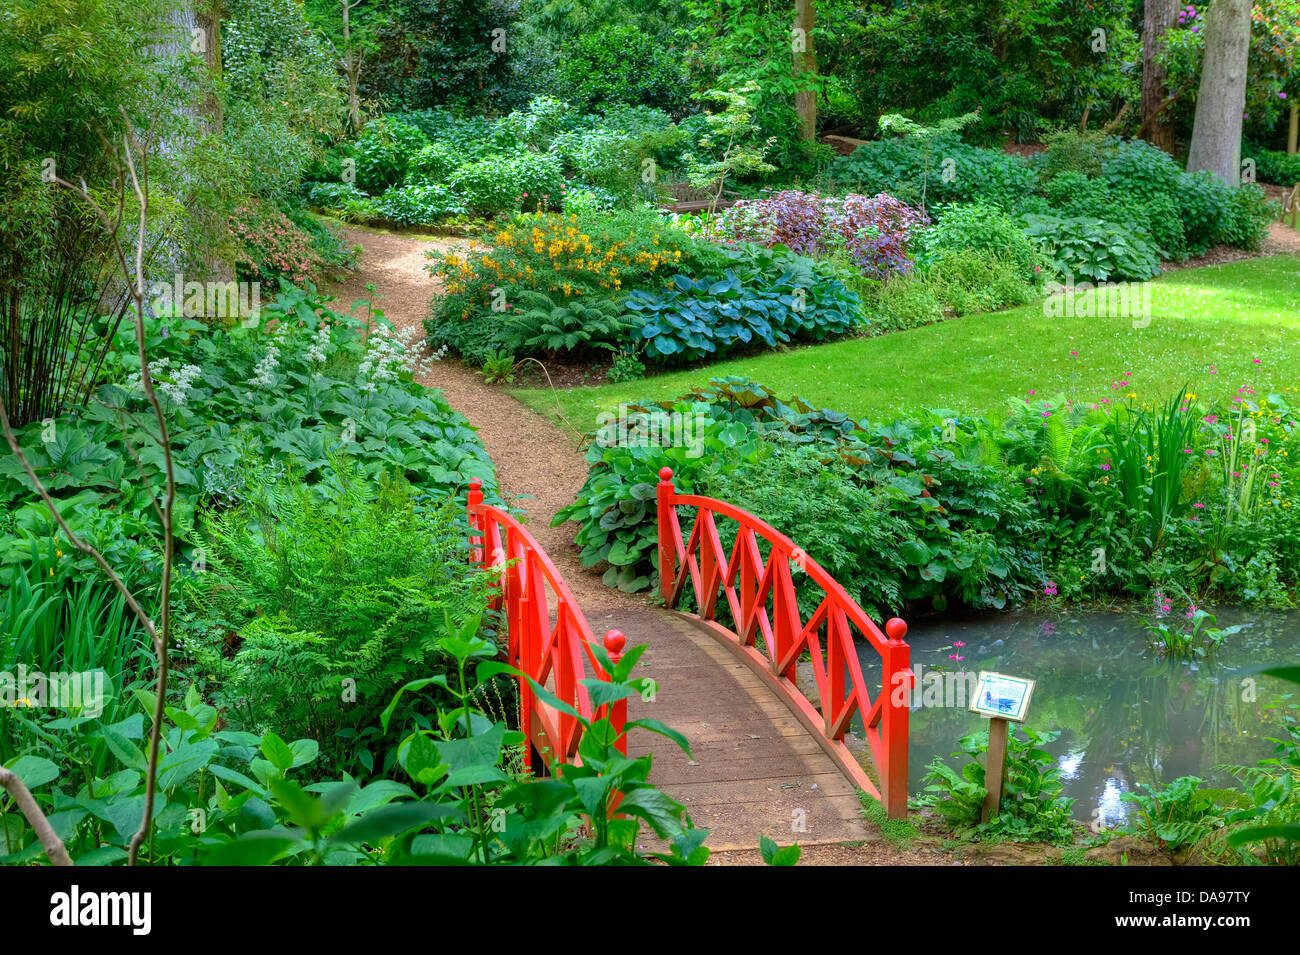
706,190,930,279
228,204,319,285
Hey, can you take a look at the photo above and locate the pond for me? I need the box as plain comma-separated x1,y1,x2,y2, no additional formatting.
852,607,1300,827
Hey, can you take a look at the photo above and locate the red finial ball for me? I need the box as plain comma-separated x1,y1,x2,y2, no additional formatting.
469,477,481,491
603,629,626,656
885,617,908,642
658,467,674,482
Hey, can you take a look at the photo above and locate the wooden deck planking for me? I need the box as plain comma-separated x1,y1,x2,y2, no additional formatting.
588,607,871,852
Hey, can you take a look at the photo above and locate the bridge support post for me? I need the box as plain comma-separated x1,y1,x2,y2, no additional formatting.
656,467,677,603
882,618,911,820
467,478,484,562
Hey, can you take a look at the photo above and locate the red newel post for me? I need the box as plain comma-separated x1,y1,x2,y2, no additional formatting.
603,630,628,756
467,477,484,565
655,467,677,603
882,616,911,820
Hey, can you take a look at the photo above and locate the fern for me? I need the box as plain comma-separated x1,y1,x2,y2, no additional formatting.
502,291,633,357
178,463,493,770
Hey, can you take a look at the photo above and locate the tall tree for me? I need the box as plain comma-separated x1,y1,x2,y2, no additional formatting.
307,0,380,135
793,0,817,141
1186,0,1252,183
1140,0,1177,150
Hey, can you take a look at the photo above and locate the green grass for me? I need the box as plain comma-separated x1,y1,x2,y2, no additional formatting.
513,255,1300,428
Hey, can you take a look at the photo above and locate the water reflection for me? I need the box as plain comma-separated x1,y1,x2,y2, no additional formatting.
854,608,1300,826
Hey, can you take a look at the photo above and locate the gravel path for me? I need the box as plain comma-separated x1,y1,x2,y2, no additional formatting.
324,226,628,611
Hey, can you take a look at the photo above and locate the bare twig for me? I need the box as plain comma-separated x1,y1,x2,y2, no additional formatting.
0,768,73,866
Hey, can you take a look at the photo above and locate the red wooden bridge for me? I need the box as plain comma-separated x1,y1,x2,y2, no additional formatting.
467,470,912,852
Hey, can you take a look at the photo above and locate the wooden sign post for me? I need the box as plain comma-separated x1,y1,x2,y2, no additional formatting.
968,671,1036,824
980,717,1011,824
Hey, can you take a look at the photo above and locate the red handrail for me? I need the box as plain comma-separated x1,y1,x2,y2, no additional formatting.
655,467,912,819
467,479,627,773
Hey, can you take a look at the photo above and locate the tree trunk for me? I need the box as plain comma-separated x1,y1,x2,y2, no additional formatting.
793,0,817,142
1140,0,1177,151
1186,0,1252,184
1289,104,1298,155
343,0,363,135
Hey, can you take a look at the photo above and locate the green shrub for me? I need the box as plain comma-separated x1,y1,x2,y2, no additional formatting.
550,117,687,202
1037,129,1118,181
405,143,461,184
1121,776,1226,854
389,108,519,162
554,412,767,594
707,446,912,617
869,273,945,331
1022,213,1161,281
1248,145,1300,186
354,118,431,193
558,379,1045,613
1101,140,1271,256
371,183,467,225
607,352,646,383
1043,172,1187,261
1218,183,1275,249
498,96,580,151
829,134,1038,211
923,247,1038,315
562,184,619,215
424,310,512,367
556,25,691,114
447,151,566,216
922,727,1077,844
919,202,1039,280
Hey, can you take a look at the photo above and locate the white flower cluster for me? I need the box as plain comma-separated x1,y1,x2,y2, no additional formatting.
125,357,202,406
357,324,443,394
249,343,281,387
304,324,331,365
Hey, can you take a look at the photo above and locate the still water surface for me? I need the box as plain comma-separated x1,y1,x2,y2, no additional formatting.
853,608,1299,826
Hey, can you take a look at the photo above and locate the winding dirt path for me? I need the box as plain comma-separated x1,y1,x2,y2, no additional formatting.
324,227,617,610
322,225,958,864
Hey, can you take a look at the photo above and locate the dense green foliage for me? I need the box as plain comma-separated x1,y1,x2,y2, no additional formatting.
921,727,1077,844
0,632,710,865
557,374,1300,615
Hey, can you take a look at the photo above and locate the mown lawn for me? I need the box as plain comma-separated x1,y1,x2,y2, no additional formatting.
512,254,1300,428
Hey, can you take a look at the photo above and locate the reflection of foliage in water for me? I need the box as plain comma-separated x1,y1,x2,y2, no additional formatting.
866,608,1300,822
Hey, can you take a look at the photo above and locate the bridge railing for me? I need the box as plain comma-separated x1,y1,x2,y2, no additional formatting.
655,467,912,818
467,478,627,774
